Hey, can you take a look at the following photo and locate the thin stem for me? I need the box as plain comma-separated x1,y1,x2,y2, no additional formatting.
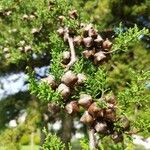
65,34,77,71
88,127,97,150
103,49,119,54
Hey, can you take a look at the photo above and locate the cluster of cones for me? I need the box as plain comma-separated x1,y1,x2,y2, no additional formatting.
57,10,112,65
42,68,130,143
43,10,130,143
79,23,112,65
42,70,86,100
66,93,130,143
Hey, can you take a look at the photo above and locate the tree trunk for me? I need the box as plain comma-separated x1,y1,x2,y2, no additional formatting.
88,127,97,150
30,132,34,150
61,113,73,150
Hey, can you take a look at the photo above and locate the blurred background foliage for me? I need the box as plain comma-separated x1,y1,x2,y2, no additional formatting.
0,0,150,149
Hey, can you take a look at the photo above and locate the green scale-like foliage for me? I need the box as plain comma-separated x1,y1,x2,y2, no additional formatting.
117,70,150,136
26,1,150,149
42,129,66,150
0,0,72,73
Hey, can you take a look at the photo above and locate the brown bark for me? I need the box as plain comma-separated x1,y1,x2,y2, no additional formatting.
61,113,73,150
88,127,98,150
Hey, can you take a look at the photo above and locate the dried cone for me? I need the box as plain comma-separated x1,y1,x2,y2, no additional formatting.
104,93,116,105
29,14,35,20
111,132,123,143
62,51,71,64
80,23,85,28
83,37,93,48
82,49,95,59
18,47,24,52
57,83,70,99
120,117,130,131
104,108,116,122
61,70,78,87
88,102,101,118
84,24,93,31
24,45,32,52
77,73,87,85
3,47,9,53
80,111,94,125
58,15,65,22
65,101,79,114
5,53,10,59
57,28,64,36
78,94,92,109
19,40,25,46
42,75,57,89
94,35,103,47
22,14,28,20
94,121,108,134
102,38,112,50
68,28,76,37
88,28,98,39
47,103,60,114
83,24,93,37
107,103,115,109
94,51,106,65
97,109,104,118
31,28,40,34
69,10,78,19
74,36,82,46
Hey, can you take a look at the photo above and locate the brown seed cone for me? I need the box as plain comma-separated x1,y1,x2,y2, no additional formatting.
3,47,9,53
84,24,93,30
80,111,94,125
62,51,71,65
83,37,93,48
22,14,29,20
29,14,35,20
24,45,32,52
69,10,78,19
82,49,95,59
77,73,87,85
65,101,79,115
80,23,86,28
120,117,130,131
97,109,104,118
104,108,116,122
41,75,57,89
88,102,101,118
102,38,112,50
82,24,93,37
104,93,116,105
78,94,92,109
73,36,83,46
47,103,60,114
57,28,65,36
94,121,108,134
31,28,40,34
58,15,65,22
57,83,70,99
94,51,106,65
88,28,98,39
61,70,78,87
94,35,103,47
111,132,123,143
18,47,24,52
107,103,115,109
